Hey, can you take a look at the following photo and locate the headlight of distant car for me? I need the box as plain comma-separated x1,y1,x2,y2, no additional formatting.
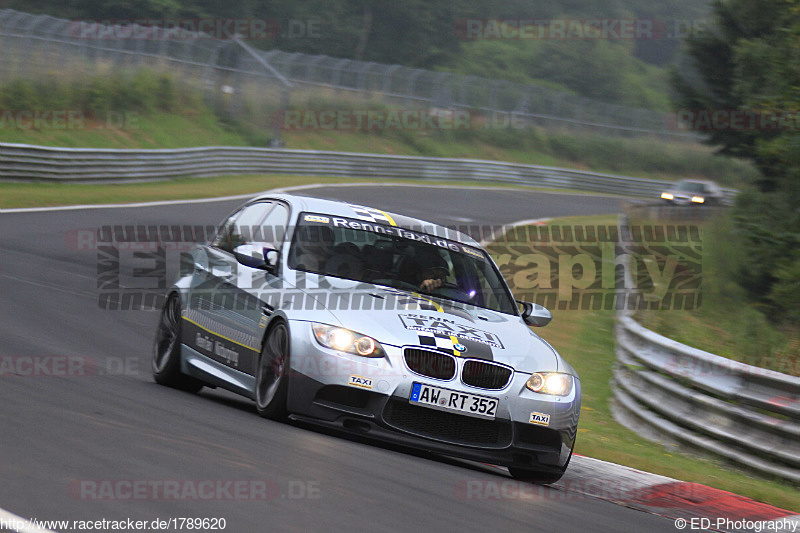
661,192,674,200
525,372,573,396
691,196,705,203
312,323,385,358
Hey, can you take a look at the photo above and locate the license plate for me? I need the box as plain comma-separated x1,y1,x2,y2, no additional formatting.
409,382,498,420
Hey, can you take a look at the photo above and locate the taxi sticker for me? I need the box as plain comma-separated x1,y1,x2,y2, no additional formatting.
348,375,374,389
529,412,550,426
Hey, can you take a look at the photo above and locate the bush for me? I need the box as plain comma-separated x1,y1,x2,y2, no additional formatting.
0,70,191,122
0,79,41,109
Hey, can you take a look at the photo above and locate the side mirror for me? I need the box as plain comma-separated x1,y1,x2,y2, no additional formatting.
517,301,552,327
233,243,279,273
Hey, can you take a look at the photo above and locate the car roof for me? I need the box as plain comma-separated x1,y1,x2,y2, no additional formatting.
251,192,482,247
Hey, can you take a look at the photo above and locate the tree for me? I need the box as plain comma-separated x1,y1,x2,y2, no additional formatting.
672,0,797,190
673,0,800,321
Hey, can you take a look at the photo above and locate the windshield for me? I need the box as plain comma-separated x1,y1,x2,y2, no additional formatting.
288,213,517,314
676,181,706,193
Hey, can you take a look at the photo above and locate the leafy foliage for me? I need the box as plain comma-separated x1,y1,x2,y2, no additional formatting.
673,0,800,322
0,70,188,119
443,29,671,109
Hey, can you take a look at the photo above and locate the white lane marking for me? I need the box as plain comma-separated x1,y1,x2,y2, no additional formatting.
0,182,625,214
0,507,57,533
479,217,551,247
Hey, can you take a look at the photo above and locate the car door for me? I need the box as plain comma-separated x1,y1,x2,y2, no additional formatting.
184,201,289,376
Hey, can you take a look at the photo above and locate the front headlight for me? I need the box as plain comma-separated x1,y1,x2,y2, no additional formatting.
311,323,385,358
661,192,674,200
691,196,705,203
525,372,573,396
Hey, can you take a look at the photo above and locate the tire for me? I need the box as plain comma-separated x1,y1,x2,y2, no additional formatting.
152,293,203,393
255,322,290,420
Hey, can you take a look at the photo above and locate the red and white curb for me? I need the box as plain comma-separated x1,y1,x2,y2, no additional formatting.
557,456,799,532
467,455,798,531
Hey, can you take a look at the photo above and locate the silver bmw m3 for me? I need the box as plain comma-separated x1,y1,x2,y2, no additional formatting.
153,193,580,483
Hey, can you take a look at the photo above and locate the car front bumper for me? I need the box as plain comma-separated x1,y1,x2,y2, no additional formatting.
285,320,580,470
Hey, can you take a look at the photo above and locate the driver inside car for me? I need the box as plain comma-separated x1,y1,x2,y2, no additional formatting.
405,251,449,292
419,262,448,292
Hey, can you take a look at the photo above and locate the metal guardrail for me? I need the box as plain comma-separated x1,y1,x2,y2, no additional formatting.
0,142,738,200
612,215,800,484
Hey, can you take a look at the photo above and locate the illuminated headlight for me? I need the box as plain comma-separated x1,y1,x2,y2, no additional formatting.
691,196,705,203
661,192,674,200
312,323,385,358
525,373,573,396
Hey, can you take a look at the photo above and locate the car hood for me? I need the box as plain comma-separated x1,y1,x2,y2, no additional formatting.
295,282,563,374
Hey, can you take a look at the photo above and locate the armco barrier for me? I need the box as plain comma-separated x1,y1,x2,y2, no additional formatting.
612,213,798,484
0,143,738,201
613,311,800,484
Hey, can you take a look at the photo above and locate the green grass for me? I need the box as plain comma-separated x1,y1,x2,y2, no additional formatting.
0,109,249,149
488,215,798,511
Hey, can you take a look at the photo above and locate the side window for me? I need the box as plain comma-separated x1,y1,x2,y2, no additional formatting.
214,202,271,252
260,203,289,249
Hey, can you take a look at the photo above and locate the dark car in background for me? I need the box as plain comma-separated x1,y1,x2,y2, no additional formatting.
661,180,726,206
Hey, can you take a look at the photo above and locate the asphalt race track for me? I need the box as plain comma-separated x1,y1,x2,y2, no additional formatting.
0,185,678,531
